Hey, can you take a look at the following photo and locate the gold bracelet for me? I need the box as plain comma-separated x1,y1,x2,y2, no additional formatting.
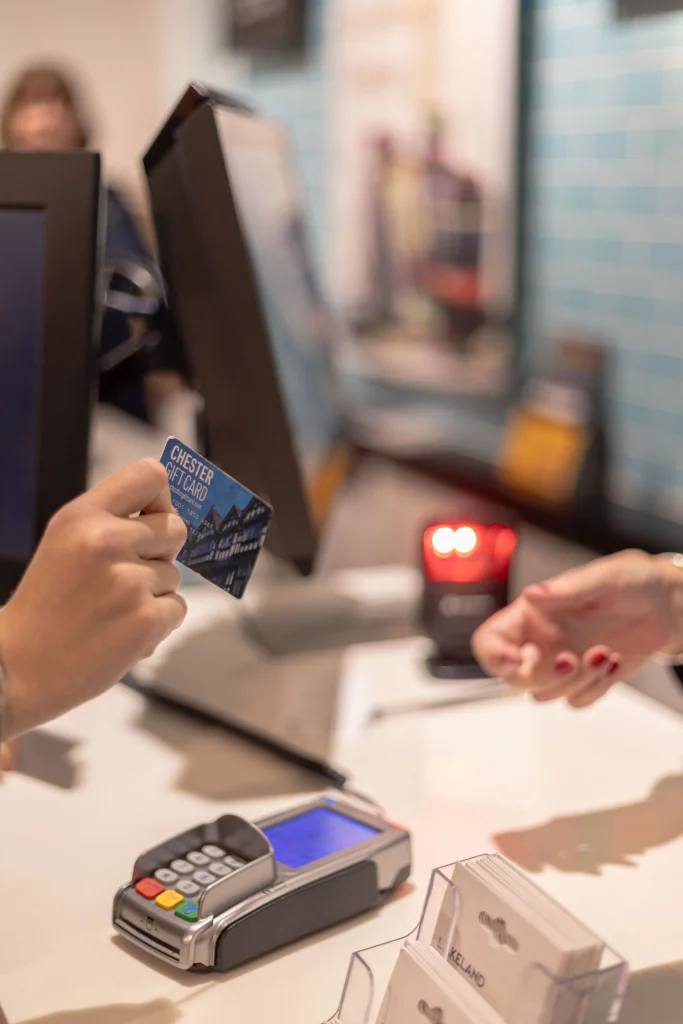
654,553,683,665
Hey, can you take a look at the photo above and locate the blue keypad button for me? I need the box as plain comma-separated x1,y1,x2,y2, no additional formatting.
176,879,201,897
209,861,232,877
170,859,193,876
187,851,210,867
193,870,215,887
201,845,226,860
154,868,178,886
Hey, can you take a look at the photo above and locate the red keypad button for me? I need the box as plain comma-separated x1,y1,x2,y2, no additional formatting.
135,877,165,900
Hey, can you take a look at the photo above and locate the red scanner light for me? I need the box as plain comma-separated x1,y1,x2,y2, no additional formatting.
431,525,479,557
494,526,518,567
423,522,517,584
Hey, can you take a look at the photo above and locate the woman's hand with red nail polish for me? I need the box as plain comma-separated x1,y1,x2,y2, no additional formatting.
473,548,683,709
472,597,564,692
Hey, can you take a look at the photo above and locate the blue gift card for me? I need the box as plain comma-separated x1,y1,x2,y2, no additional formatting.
161,437,273,599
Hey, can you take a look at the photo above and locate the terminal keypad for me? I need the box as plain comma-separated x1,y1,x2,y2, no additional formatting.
135,844,245,924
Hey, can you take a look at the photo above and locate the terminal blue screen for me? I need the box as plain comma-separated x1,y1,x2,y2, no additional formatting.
0,208,45,560
263,807,380,870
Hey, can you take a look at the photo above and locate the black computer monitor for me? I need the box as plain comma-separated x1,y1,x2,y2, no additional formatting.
144,84,349,574
0,151,100,602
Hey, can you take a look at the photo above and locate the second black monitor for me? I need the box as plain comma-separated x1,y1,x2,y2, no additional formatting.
144,85,349,574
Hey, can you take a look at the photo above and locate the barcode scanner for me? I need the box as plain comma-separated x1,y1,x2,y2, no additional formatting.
421,512,518,679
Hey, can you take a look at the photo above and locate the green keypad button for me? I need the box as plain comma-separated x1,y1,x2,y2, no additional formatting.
175,900,199,923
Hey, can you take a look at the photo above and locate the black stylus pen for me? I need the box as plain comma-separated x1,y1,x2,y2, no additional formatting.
122,672,349,790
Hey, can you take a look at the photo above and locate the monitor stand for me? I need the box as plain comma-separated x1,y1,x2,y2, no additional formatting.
239,557,420,653
426,654,492,680
133,548,419,704
130,571,510,781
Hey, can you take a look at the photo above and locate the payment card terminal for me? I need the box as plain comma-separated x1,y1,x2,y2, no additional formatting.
113,794,411,972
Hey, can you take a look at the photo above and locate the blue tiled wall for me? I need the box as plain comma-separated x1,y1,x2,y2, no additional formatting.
527,0,683,525
245,0,328,277
241,0,683,534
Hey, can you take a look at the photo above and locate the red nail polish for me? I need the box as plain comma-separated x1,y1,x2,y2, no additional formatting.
589,652,609,668
608,658,621,676
555,657,574,675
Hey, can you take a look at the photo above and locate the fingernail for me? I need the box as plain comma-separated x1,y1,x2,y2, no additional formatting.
608,657,621,676
555,657,574,676
589,652,609,668
525,583,550,596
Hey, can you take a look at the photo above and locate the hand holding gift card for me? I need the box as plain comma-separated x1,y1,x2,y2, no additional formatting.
161,438,273,599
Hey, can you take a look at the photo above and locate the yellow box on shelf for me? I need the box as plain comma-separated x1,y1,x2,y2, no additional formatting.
497,407,590,508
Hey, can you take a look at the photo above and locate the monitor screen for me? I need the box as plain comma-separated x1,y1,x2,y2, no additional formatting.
0,208,45,560
262,806,380,870
215,107,349,530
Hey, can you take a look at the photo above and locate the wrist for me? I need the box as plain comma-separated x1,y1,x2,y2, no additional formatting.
0,609,33,741
654,554,683,657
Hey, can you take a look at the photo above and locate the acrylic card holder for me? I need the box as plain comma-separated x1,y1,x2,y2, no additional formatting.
327,863,630,1024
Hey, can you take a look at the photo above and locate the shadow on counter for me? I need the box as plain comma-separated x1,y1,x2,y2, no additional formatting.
619,958,683,1024
6,730,82,791
125,610,351,801
5,999,180,1024
132,695,326,802
493,768,683,874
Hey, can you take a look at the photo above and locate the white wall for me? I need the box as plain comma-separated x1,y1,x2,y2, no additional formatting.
158,0,249,113
329,0,441,309
329,0,519,312
0,0,167,207
0,0,248,212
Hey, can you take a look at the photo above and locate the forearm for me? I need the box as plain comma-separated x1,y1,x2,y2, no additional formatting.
0,657,4,744
0,610,37,742
654,554,683,657
0,621,18,742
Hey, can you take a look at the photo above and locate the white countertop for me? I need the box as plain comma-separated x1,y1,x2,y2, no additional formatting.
3,406,682,1023
2,634,683,1024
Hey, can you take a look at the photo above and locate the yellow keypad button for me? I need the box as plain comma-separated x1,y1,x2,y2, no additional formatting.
156,889,184,911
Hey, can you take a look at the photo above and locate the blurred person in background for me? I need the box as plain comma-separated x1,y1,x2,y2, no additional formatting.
1,63,184,422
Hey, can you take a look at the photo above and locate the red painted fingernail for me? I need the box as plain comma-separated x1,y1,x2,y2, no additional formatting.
608,657,621,676
555,657,574,675
589,652,609,668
